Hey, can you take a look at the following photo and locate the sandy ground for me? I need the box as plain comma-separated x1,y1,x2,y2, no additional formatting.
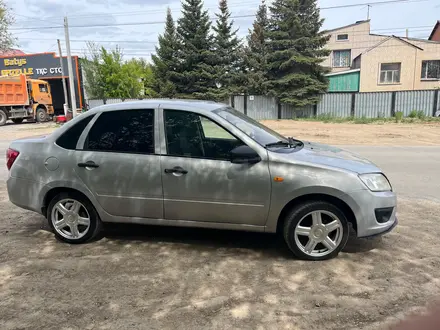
1,121,440,329
2,120,440,146
261,120,440,146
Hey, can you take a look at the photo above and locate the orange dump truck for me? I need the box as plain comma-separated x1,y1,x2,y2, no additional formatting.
0,74,54,126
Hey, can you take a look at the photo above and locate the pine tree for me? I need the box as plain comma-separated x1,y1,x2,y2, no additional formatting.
208,0,242,101
174,0,216,98
265,0,330,106
151,8,179,97
243,0,269,95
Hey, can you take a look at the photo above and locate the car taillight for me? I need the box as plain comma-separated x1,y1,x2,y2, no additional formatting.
6,148,19,170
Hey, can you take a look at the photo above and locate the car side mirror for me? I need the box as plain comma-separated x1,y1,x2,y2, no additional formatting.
230,145,261,164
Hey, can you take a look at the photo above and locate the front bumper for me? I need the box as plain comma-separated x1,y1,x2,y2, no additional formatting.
342,189,397,238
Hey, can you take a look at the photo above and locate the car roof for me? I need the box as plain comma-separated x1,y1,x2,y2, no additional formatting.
87,99,228,114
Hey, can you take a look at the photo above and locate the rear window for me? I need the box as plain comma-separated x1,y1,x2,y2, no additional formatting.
56,114,95,150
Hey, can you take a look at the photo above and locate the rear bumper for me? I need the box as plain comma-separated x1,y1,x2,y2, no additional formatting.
7,176,44,214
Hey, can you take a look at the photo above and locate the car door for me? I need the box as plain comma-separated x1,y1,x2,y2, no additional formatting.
160,108,271,226
74,108,163,219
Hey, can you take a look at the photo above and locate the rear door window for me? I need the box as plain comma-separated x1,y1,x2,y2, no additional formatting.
85,109,155,154
56,114,95,150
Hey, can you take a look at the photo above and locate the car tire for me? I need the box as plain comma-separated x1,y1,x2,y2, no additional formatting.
283,201,349,260
0,109,7,126
36,107,48,122
11,118,24,124
47,192,102,244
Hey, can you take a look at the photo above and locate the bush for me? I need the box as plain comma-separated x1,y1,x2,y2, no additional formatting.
416,110,426,120
408,110,418,118
395,111,403,122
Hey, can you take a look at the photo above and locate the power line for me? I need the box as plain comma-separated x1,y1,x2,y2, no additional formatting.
10,0,429,31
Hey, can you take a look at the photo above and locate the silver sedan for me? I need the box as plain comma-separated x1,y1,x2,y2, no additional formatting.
6,100,397,260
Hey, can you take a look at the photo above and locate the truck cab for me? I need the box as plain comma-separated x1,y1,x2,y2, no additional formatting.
29,79,53,107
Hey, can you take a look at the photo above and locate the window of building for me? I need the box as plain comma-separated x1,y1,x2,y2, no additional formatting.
85,109,155,154
333,50,351,67
337,34,349,41
421,60,440,80
164,109,244,160
56,114,95,150
379,63,401,84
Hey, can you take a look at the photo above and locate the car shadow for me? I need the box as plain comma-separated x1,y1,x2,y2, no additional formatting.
101,222,380,258
102,222,293,259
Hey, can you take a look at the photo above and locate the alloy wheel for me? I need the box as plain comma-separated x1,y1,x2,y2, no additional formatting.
294,210,343,258
51,199,91,240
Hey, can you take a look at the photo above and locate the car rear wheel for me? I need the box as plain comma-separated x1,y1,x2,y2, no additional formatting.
47,192,102,244
283,201,349,260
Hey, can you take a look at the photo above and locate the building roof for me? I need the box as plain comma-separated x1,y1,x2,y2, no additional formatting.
0,49,25,56
362,35,423,55
429,20,440,40
325,20,370,33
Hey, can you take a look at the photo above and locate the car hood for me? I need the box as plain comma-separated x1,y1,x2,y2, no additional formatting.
277,141,381,174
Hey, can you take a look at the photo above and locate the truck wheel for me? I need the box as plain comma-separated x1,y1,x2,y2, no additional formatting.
11,118,24,124
0,110,7,126
36,107,48,122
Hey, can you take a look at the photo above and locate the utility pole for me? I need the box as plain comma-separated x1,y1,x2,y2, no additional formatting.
367,5,371,19
406,28,409,38
64,16,77,117
57,39,69,116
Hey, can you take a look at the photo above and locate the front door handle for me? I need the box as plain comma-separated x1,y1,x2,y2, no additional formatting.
78,161,99,168
164,167,188,175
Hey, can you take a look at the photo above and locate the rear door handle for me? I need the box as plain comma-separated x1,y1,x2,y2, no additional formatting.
78,161,99,168
164,167,188,175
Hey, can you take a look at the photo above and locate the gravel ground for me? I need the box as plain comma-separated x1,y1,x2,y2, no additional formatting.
1,122,440,329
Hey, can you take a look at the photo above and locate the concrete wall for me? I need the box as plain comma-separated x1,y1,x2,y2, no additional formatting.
323,21,387,73
360,38,440,92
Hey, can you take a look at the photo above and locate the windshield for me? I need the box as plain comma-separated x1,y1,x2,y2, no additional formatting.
214,107,288,146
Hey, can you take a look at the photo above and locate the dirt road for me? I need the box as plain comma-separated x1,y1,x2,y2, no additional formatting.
1,122,440,329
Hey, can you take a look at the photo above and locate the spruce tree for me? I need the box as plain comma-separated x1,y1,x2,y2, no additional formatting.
151,8,178,97
175,0,215,98
208,0,242,101
265,0,330,106
243,0,269,95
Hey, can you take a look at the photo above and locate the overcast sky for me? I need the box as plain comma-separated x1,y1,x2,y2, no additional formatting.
7,0,440,60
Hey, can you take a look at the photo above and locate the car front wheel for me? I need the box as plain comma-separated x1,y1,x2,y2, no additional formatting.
283,201,349,260
47,192,102,244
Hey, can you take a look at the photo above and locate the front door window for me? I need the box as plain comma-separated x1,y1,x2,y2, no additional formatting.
164,109,244,160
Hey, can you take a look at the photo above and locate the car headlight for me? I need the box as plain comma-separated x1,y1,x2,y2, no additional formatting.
359,173,392,192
